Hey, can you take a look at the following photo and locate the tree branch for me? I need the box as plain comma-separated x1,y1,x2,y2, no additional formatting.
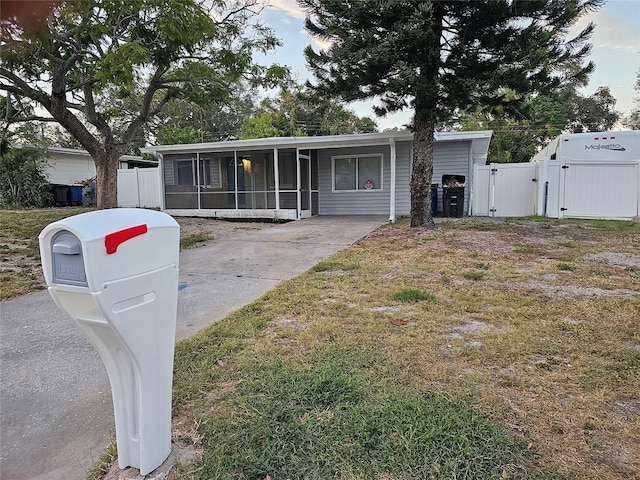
0,70,52,110
6,115,58,123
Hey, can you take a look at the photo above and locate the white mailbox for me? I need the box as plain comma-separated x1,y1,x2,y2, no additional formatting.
39,209,180,475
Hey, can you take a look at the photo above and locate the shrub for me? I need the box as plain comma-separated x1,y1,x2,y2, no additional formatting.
0,146,52,208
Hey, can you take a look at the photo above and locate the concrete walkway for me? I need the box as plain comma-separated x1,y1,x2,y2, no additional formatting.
0,215,385,480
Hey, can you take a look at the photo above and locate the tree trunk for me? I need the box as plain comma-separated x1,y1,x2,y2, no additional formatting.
410,114,437,229
95,153,119,209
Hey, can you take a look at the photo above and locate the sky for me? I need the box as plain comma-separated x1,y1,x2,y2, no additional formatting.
257,0,640,130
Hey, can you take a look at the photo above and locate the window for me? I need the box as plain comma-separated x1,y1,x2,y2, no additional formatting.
199,156,222,188
333,155,382,191
176,159,195,186
278,151,296,190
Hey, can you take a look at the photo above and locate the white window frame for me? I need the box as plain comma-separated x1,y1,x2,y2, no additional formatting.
175,157,196,186
331,154,383,192
198,155,223,189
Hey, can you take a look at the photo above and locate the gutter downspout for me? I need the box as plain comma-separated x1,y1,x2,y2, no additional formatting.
637,160,640,218
467,141,473,216
389,138,397,223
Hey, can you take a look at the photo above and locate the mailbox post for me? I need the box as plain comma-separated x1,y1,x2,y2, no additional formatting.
39,209,180,475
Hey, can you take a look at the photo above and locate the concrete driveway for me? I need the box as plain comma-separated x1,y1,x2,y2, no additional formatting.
0,215,385,480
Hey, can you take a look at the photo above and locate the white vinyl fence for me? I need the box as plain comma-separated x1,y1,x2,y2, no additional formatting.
472,160,640,220
472,163,538,217
552,160,640,220
117,167,162,208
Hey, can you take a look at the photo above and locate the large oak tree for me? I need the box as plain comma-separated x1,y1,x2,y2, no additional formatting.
1,0,286,208
300,0,602,227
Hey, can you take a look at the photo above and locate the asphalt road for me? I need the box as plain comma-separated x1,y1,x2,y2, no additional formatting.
0,215,385,480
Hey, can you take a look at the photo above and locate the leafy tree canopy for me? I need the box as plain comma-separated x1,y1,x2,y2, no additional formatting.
454,84,619,163
1,0,287,208
301,0,602,227
154,81,259,144
239,112,281,139
565,86,619,133
256,83,378,137
0,144,52,208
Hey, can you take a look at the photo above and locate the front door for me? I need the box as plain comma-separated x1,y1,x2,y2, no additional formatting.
298,153,312,218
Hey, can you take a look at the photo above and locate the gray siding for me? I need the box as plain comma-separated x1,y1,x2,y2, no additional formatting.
433,141,472,214
318,145,391,215
394,141,412,216
394,140,472,216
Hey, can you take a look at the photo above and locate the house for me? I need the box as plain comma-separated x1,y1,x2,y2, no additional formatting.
45,147,154,185
44,147,156,206
140,130,493,222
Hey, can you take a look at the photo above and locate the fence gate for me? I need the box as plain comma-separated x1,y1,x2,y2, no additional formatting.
558,161,640,220
473,163,537,217
117,167,162,208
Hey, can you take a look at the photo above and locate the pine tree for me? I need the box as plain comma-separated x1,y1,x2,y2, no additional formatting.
301,0,602,227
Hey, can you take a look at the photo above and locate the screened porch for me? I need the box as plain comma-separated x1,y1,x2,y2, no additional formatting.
162,148,319,220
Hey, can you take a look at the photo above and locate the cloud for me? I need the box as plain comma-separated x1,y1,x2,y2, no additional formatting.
266,0,305,19
265,0,332,52
571,9,640,52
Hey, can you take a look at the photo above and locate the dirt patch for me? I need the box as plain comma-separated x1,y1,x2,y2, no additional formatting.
175,217,274,242
584,252,640,268
451,319,506,334
277,316,309,329
512,280,637,299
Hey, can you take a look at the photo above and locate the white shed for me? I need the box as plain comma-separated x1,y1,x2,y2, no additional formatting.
44,147,152,185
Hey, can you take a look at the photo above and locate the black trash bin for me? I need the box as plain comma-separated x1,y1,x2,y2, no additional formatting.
442,175,465,218
52,185,70,206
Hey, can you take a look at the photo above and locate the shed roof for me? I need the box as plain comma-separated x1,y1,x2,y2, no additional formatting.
47,147,154,165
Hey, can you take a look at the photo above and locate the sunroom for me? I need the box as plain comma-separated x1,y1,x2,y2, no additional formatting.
161,147,317,220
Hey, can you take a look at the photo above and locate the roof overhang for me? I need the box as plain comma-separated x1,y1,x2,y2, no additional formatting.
141,131,413,155
140,130,493,158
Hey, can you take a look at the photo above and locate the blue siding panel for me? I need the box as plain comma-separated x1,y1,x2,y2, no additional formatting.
318,145,392,215
394,141,412,216
316,140,472,216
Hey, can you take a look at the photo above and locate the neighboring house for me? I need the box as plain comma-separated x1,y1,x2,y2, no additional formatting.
140,130,493,222
44,147,156,206
45,147,154,185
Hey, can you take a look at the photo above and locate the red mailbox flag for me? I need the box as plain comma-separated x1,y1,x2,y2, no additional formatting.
105,224,148,254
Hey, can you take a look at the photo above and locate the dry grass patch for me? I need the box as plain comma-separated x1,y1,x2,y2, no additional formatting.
0,207,95,299
172,217,639,479
348,219,640,478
